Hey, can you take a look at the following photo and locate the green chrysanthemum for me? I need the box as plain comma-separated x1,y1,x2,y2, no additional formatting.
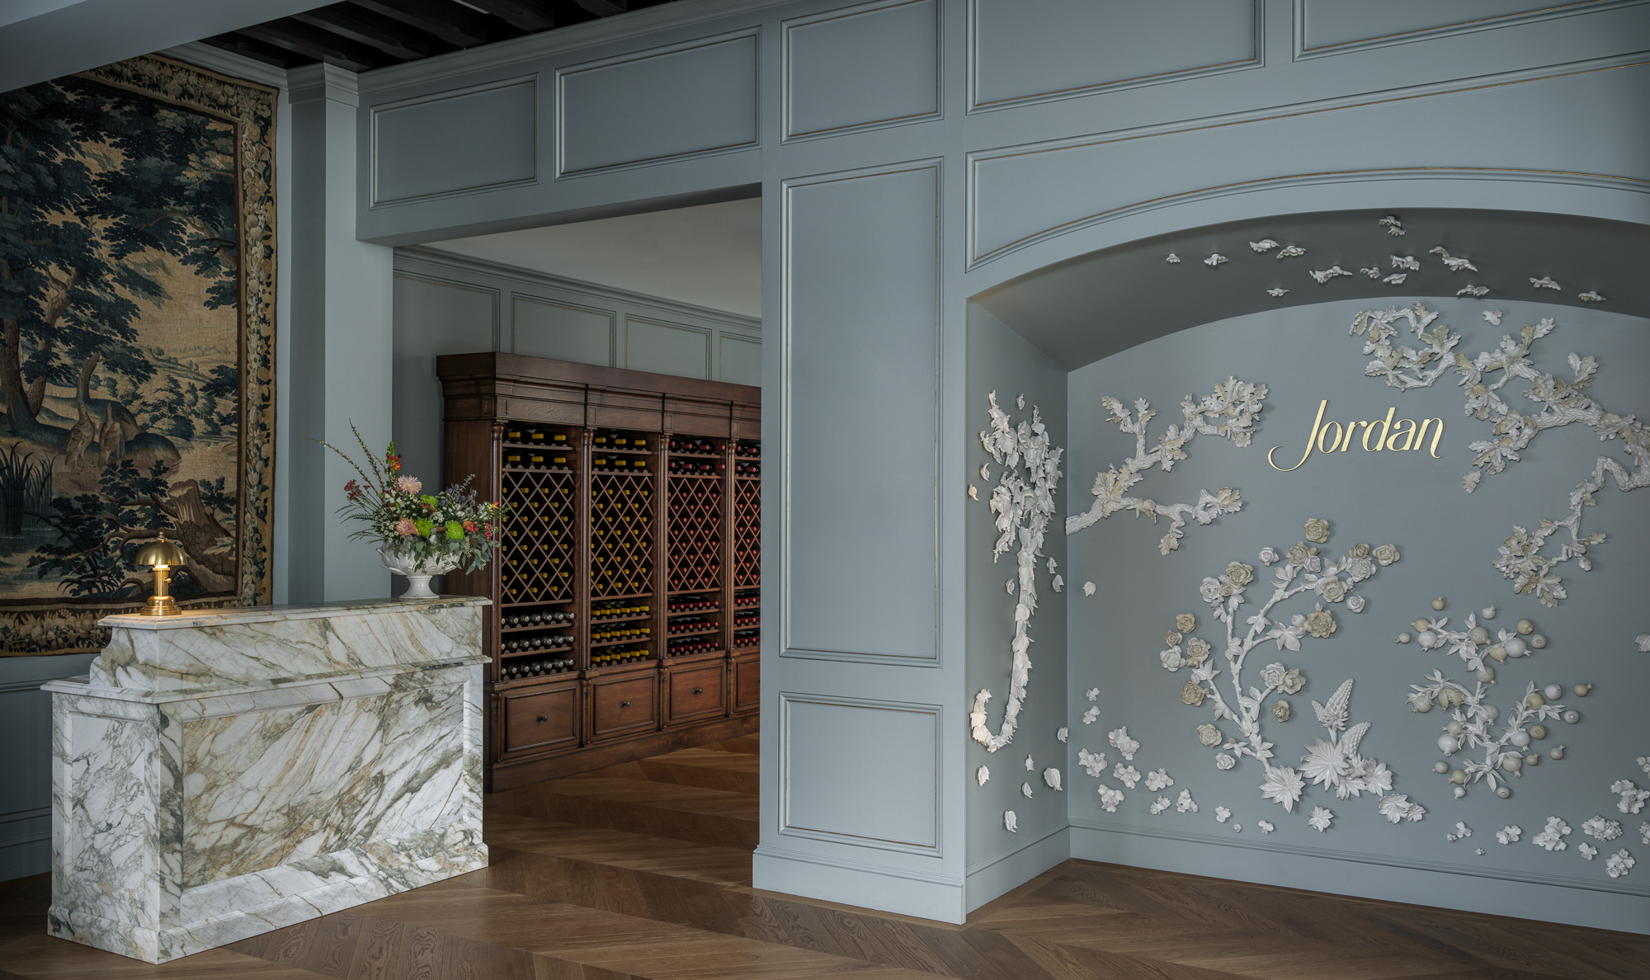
445,520,465,540
414,518,434,538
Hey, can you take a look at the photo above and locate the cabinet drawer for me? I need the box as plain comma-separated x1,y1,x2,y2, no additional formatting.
503,685,580,754
667,663,725,722
590,675,658,739
733,654,759,713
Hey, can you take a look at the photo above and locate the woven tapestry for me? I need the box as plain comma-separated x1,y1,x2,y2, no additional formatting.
0,55,276,655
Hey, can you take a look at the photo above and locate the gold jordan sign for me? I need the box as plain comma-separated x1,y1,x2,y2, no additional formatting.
1268,401,1444,472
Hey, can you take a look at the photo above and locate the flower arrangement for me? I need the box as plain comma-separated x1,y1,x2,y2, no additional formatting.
322,426,505,574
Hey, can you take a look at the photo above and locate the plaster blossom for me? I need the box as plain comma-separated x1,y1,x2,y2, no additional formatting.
1085,687,1100,701
1113,764,1141,788
1261,766,1305,812
1066,377,1268,556
1613,780,1649,815
1232,824,1242,833
1582,816,1623,842
1161,647,1185,671
1446,821,1473,843
1308,806,1335,833
1097,785,1124,812
1378,794,1426,823
1475,848,1485,855
1145,768,1175,792
1083,706,1100,725
1197,723,1222,747
971,392,1065,752
1606,849,1635,878
1165,630,1184,647
1259,546,1280,565
1346,595,1366,614
1176,789,1199,813
1261,663,1288,689
1149,796,1172,815
1176,613,1197,633
1257,820,1275,834
1108,726,1140,760
1496,826,1523,845
1533,817,1571,851
1077,748,1108,777
1640,823,1649,846
1185,637,1211,666
1642,756,1650,778
1271,700,1291,722
1183,681,1208,706
1215,806,1232,823
1216,753,1236,770
1348,304,1650,607
1579,843,1599,860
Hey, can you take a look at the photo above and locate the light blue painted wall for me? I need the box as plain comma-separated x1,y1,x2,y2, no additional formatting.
1064,298,1650,933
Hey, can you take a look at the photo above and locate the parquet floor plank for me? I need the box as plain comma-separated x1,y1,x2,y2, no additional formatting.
4,734,1644,980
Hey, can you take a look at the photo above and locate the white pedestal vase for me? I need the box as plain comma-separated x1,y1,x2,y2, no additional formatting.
379,546,462,600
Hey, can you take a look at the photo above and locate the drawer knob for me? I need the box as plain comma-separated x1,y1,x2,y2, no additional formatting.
693,687,704,695
620,700,631,707
536,715,548,723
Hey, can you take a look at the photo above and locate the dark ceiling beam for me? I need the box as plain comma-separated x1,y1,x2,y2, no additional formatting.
459,0,560,32
200,33,303,69
292,3,441,61
571,0,627,14
348,0,490,48
236,19,386,72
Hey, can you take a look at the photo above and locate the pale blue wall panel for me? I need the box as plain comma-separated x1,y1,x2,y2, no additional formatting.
513,295,615,366
0,654,96,879
783,164,938,660
721,333,763,386
785,0,939,138
626,317,712,378
559,33,759,175
1301,0,1607,52
971,0,1258,108
372,78,536,204
780,695,939,848
393,273,498,484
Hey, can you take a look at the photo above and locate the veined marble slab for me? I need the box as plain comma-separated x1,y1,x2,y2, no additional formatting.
46,598,489,963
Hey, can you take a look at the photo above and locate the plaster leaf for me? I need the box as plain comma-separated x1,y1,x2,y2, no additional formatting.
1150,796,1172,815
1077,748,1107,777
1579,842,1600,859
1379,794,1426,824
1382,273,1408,286
1277,245,1306,258
1005,579,1015,594
1215,806,1232,823
1145,768,1175,792
1022,781,1034,798
1583,816,1623,842
1176,788,1199,813
1108,726,1139,759
1266,287,1289,297
1482,309,1504,325
1026,754,1035,771
977,766,990,787
1083,706,1101,725
1083,581,1097,596
1085,687,1099,701
1114,763,1141,788
1378,215,1405,236
1308,265,1354,284
1390,255,1420,271
1005,810,1018,833
1429,246,1477,272
1166,252,1181,264
1051,574,1064,593
1249,239,1279,253
1308,805,1335,833
980,463,991,480
1496,825,1522,844
1056,726,1069,743
1016,393,1025,409
1533,816,1571,851
1205,252,1228,267
1046,556,1057,573
1257,819,1275,834
1097,785,1124,812
1636,635,1650,653
1612,779,1648,815
1578,290,1606,302
1044,767,1064,791
1456,284,1489,297
969,485,978,500
1529,275,1560,290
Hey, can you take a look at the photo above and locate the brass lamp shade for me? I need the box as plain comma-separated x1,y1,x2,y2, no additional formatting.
136,534,186,616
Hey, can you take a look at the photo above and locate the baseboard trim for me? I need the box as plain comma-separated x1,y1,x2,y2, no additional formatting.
753,844,964,924
965,822,1070,913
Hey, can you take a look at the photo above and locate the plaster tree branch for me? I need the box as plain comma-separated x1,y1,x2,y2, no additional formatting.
1065,377,1268,555
970,392,1064,752
1349,304,1649,606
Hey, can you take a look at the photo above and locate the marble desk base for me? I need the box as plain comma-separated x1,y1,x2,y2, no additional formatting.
45,598,489,964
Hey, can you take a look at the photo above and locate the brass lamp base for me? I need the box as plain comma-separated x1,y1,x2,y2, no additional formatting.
141,593,181,616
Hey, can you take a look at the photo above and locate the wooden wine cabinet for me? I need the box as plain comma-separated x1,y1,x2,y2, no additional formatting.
437,353,760,791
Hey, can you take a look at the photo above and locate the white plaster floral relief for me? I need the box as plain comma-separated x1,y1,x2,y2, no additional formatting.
1309,265,1353,284
1496,825,1522,844
1025,754,1034,771
1257,819,1275,834
971,392,1064,752
1529,276,1560,290
1215,806,1231,823
1216,753,1236,771
1205,253,1228,267
1108,726,1139,759
1578,290,1605,302
1056,726,1069,743
1145,768,1174,792
1456,285,1489,298
1582,816,1623,842
1085,687,1099,701
1579,843,1599,860
1429,247,1477,272
1606,849,1634,878
1232,823,1242,833
1391,255,1419,271
1005,810,1018,833
1267,288,1289,298
1113,764,1141,789
1044,768,1064,791
1150,796,1172,815
1640,822,1650,846
1308,806,1334,832
1278,245,1306,258
1098,785,1124,812
1446,821,1473,843
976,766,990,787
1083,581,1096,597
1533,816,1570,851
1250,239,1279,253
1083,706,1100,725
1065,378,1267,557
1379,216,1404,236
1077,749,1107,777
1166,253,1181,264
1176,789,1198,813
1022,782,1034,799
1613,779,1648,815
1378,794,1426,823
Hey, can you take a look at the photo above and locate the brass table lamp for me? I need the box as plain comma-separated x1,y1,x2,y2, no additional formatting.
135,534,186,616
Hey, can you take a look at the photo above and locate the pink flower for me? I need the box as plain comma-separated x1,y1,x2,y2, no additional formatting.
395,475,422,495
395,518,417,536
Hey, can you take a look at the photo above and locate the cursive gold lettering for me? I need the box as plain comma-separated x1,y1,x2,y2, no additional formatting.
1342,420,1367,451
1414,417,1445,457
1363,407,1396,451
1316,420,1344,454
1268,399,1328,471
1386,418,1416,451
1273,402,1445,470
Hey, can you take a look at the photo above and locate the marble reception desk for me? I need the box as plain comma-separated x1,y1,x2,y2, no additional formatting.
43,597,490,964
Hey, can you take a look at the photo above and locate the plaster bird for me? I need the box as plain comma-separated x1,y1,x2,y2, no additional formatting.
1429,246,1478,272
1578,290,1606,302
98,404,124,463
1391,255,1420,270
1483,310,1504,325
1165,252,1181,264
1204,252,1228,267
1249,239,1279,253
1308,265,1353,284
64,403,95,469
1277,245,1307,259
1360,267,1381,279
1266,287,1289,297
1383,273,1408,285
1456,284,1489,298
1379,215,1405,235
1529,275,1560,290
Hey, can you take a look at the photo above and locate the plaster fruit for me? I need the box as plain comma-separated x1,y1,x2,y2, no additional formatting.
1516,619,1535,635
1574,683,1592,697
1543,684,1563,700
1497,786,1512,799
1432,597,1446,611
1503,636,1528,658
1530,634,1547,649
1529,724,1547,739
1434,761,1450,774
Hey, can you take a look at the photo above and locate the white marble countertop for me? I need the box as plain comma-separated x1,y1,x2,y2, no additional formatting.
98,595,489,630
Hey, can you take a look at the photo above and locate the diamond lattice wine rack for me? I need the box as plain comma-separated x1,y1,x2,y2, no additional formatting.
438,353,760,791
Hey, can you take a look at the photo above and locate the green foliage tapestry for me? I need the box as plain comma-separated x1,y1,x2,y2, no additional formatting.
0,55,276,655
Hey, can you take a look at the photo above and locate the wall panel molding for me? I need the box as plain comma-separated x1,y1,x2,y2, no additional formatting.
625,316,713,378
371,75,537,206
781,160,940,663
1295,0,1628,58
512,294,615,366
968,0,1262,112
783,0,940,140
778,694,941,852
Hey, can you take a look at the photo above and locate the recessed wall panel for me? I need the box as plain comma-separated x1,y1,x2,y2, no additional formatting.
784,164,937,660
1301,0,1602,51
720,334,762,386
512,295,613,366
971,0,1258,108
559,33,758,175
626,317,711,379
373,78,536,204
781,696,938,849
785,0,939,137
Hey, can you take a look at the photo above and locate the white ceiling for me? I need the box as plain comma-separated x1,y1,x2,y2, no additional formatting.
425,196,763,319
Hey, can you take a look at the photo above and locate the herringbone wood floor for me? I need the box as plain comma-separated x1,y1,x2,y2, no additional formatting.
3,735,1645,979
